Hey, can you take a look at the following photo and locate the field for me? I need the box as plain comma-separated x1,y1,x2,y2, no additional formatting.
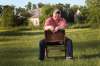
0,29,100,66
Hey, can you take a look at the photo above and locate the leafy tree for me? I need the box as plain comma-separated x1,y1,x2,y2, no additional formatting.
15,7,29,26
0,5,2,15
86,0,100,28
38,3,45,8
33,4,37,9
67,7,75,23
53,4,70,22
70,5,79,13
1,5,14,27
39,5,54,25
16,7,30,17
25,2,32,10
80,6,89,23
16,7,25,15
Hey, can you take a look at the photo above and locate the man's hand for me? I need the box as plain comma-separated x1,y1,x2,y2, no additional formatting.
54,26,60,32
54,26,64,32
44,26,54,31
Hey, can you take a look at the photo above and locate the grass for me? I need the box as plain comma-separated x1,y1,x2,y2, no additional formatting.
0,28,100,66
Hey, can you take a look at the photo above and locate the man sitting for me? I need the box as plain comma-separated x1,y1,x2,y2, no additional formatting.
39,9,73,61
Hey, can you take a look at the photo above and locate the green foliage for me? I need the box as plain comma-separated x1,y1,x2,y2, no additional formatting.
80,6,89,23
2,1,100,29
25,2,32,10
38,2,45,8
33,4,37,9
70,5,79,13
86,0,100,28
39,5,54,25
15,7,30,26
16,7,30,17
0,5,2,15
1,5,14,27
39,3,90,28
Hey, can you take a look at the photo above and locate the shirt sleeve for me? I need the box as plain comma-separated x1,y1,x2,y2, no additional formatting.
44,18,54,30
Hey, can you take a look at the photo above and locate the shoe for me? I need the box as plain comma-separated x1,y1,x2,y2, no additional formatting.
39,57,44,61
66,56,73,60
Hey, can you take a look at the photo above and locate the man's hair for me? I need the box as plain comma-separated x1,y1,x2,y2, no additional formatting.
53,9,61,14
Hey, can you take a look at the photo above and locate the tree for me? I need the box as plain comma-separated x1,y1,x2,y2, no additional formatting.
80,6,89,23
33,4,37,9
15,7,29,26
1,5,14,27
0,5,2,15
59,4,69,22
16,7,25,15
39,5,54,25
86,0,100,27
25,2,32,10
70,5,79,13
53,4,69,21
38,2,45,8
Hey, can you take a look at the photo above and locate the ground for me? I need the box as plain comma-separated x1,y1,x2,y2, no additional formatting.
0,28,100,66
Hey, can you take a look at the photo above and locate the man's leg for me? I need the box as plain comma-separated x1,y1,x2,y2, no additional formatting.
65,38,73,59
39,39,46,60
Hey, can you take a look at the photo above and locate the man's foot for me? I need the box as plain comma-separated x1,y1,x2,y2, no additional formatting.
65,56,73,60
39,57,44,61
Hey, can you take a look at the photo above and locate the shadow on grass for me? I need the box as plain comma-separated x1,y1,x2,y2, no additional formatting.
44,40,100,60
74,40,100,59
0,48,38,66
0,31,44,36
80,53,100,59
47,56,65,60
0,47,39,66
0,47,38,59
74,40,100,49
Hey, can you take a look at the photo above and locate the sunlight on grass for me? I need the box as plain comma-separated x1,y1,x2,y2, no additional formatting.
0,29,100,66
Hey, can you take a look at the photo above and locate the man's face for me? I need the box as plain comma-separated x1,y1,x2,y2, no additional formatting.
53,12,61,20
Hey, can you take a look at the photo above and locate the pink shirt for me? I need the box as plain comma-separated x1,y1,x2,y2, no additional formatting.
44,17,67,30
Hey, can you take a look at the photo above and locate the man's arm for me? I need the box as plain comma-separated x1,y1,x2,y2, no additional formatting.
58,18,67,29
44,18,54,31
54,18,68,32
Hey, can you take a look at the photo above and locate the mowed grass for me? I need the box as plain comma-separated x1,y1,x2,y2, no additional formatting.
0,29,100,66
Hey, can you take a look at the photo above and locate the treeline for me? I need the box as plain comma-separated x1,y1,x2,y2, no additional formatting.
39,4,85,26
0,0,100,29
0,5,30,28
39,0,100,28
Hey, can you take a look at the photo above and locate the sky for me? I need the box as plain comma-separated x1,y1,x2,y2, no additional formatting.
0,0,86,8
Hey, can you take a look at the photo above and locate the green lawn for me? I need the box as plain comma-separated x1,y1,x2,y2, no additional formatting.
0,29,100,66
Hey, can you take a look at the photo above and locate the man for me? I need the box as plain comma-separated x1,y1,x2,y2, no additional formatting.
39,9,73,60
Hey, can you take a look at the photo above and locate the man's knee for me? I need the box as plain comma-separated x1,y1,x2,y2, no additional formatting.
39,39,46,46
65,37,73,47
65,37,72,43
